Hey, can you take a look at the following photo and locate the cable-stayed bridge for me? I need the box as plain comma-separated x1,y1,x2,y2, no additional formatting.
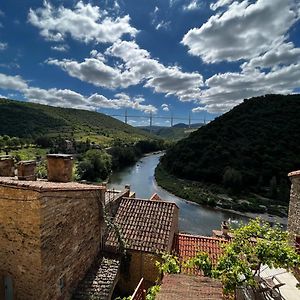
107,110,211,133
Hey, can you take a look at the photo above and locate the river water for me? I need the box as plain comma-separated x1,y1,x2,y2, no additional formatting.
108,152,251,236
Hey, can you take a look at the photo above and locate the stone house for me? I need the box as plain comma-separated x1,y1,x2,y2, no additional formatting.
0,177,106,300
105,197,179,293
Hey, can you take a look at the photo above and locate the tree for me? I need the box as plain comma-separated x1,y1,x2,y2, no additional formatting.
223,167,243,194
77,149,112,181
186,219,300,294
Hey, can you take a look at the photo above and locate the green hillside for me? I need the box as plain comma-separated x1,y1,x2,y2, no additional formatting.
159,94,300,213
0,98,152,145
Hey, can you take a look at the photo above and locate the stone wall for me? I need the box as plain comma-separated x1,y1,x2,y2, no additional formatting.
40,189,103,300
288,171,300,237
0,185,42,300
0,179,105,300
119,251,162,293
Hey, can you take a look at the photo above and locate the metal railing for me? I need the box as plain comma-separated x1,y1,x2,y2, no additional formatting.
132,278,146,300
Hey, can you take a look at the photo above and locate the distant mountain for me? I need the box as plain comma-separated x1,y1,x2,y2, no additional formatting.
0,98,152,144
137,123,203,140
172,123,203,129
160,94,300,203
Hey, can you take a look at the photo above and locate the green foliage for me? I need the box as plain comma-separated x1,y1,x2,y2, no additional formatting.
0,98,153,145
161,94,300,204
146,285,160,300
185,252,212,277
223,167,243,194
77,149,112,181
156,253,180,275
186,218,300,294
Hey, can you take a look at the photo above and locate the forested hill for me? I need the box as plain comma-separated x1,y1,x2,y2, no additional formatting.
160,94,300,203
0,98,151,143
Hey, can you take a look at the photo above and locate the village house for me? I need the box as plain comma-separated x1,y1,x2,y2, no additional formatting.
1,153,300,300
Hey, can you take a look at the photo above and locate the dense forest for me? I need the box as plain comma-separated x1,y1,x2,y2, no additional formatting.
160,94,300,206
0,98,151,145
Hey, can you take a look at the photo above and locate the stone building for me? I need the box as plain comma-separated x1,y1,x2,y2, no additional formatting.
105,197,179,293
288,170,300,249
0,177,106,300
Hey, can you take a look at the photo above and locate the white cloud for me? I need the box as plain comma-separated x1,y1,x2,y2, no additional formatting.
192,106,206,112
28,1,138,44
210,0,234,11
155,20,171,31
48,40,203,101
0,73,28,91
161,103,169,111
200,62,300,113
51,44,69,52
0,72,157,113
243,42,300,70
182,0,300,63
0,42,7,50
183,0,202,11
0,10,4,17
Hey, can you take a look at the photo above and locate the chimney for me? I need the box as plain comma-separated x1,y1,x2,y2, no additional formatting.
17,160,36,181
221,220,229,236
47,154,73,182
0,155,15,177
288,170,300,237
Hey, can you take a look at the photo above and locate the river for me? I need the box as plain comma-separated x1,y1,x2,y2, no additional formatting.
108,152,255,236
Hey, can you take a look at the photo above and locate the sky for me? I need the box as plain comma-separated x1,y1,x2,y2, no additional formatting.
0,0,300,126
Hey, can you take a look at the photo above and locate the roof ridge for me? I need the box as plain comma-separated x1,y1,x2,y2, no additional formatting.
176,232,228,242
122,197,179,209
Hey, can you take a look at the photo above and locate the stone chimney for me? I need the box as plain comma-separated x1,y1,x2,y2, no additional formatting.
17,160,36,181
288,170,300,237
0,155,14,177
47,154,73,182
221,220,229,236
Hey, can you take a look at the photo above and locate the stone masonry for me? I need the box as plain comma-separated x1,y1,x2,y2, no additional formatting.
0,178,105,300
288,170,300,237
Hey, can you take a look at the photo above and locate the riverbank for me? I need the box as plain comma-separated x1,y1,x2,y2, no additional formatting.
155,164,288,222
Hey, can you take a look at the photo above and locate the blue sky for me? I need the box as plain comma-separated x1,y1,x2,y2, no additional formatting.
0,0,300,126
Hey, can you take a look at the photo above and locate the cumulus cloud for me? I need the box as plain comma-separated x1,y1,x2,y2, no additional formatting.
200,61,300,113
0,42,7,50
48,40,203,101
210,0,234,11
182,0,300,63
0,73,28,91
161,103,169,111
28,1,138,44
0,72,157,113
243,42,300,70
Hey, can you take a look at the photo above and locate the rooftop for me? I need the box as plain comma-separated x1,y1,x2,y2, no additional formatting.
156,274,223,300
0,177,104,192
72,256,120,300
173,233,227,275
105,197,178,253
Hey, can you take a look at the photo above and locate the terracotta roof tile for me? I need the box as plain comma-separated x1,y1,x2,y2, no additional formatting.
156,274,223,300
173,233,228,276
105,198,178,253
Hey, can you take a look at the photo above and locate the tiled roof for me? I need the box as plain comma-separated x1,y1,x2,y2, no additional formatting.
156,274,223,300
149,193,162,201
173,233,228,275
105,197,178,253
72,256,120,300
